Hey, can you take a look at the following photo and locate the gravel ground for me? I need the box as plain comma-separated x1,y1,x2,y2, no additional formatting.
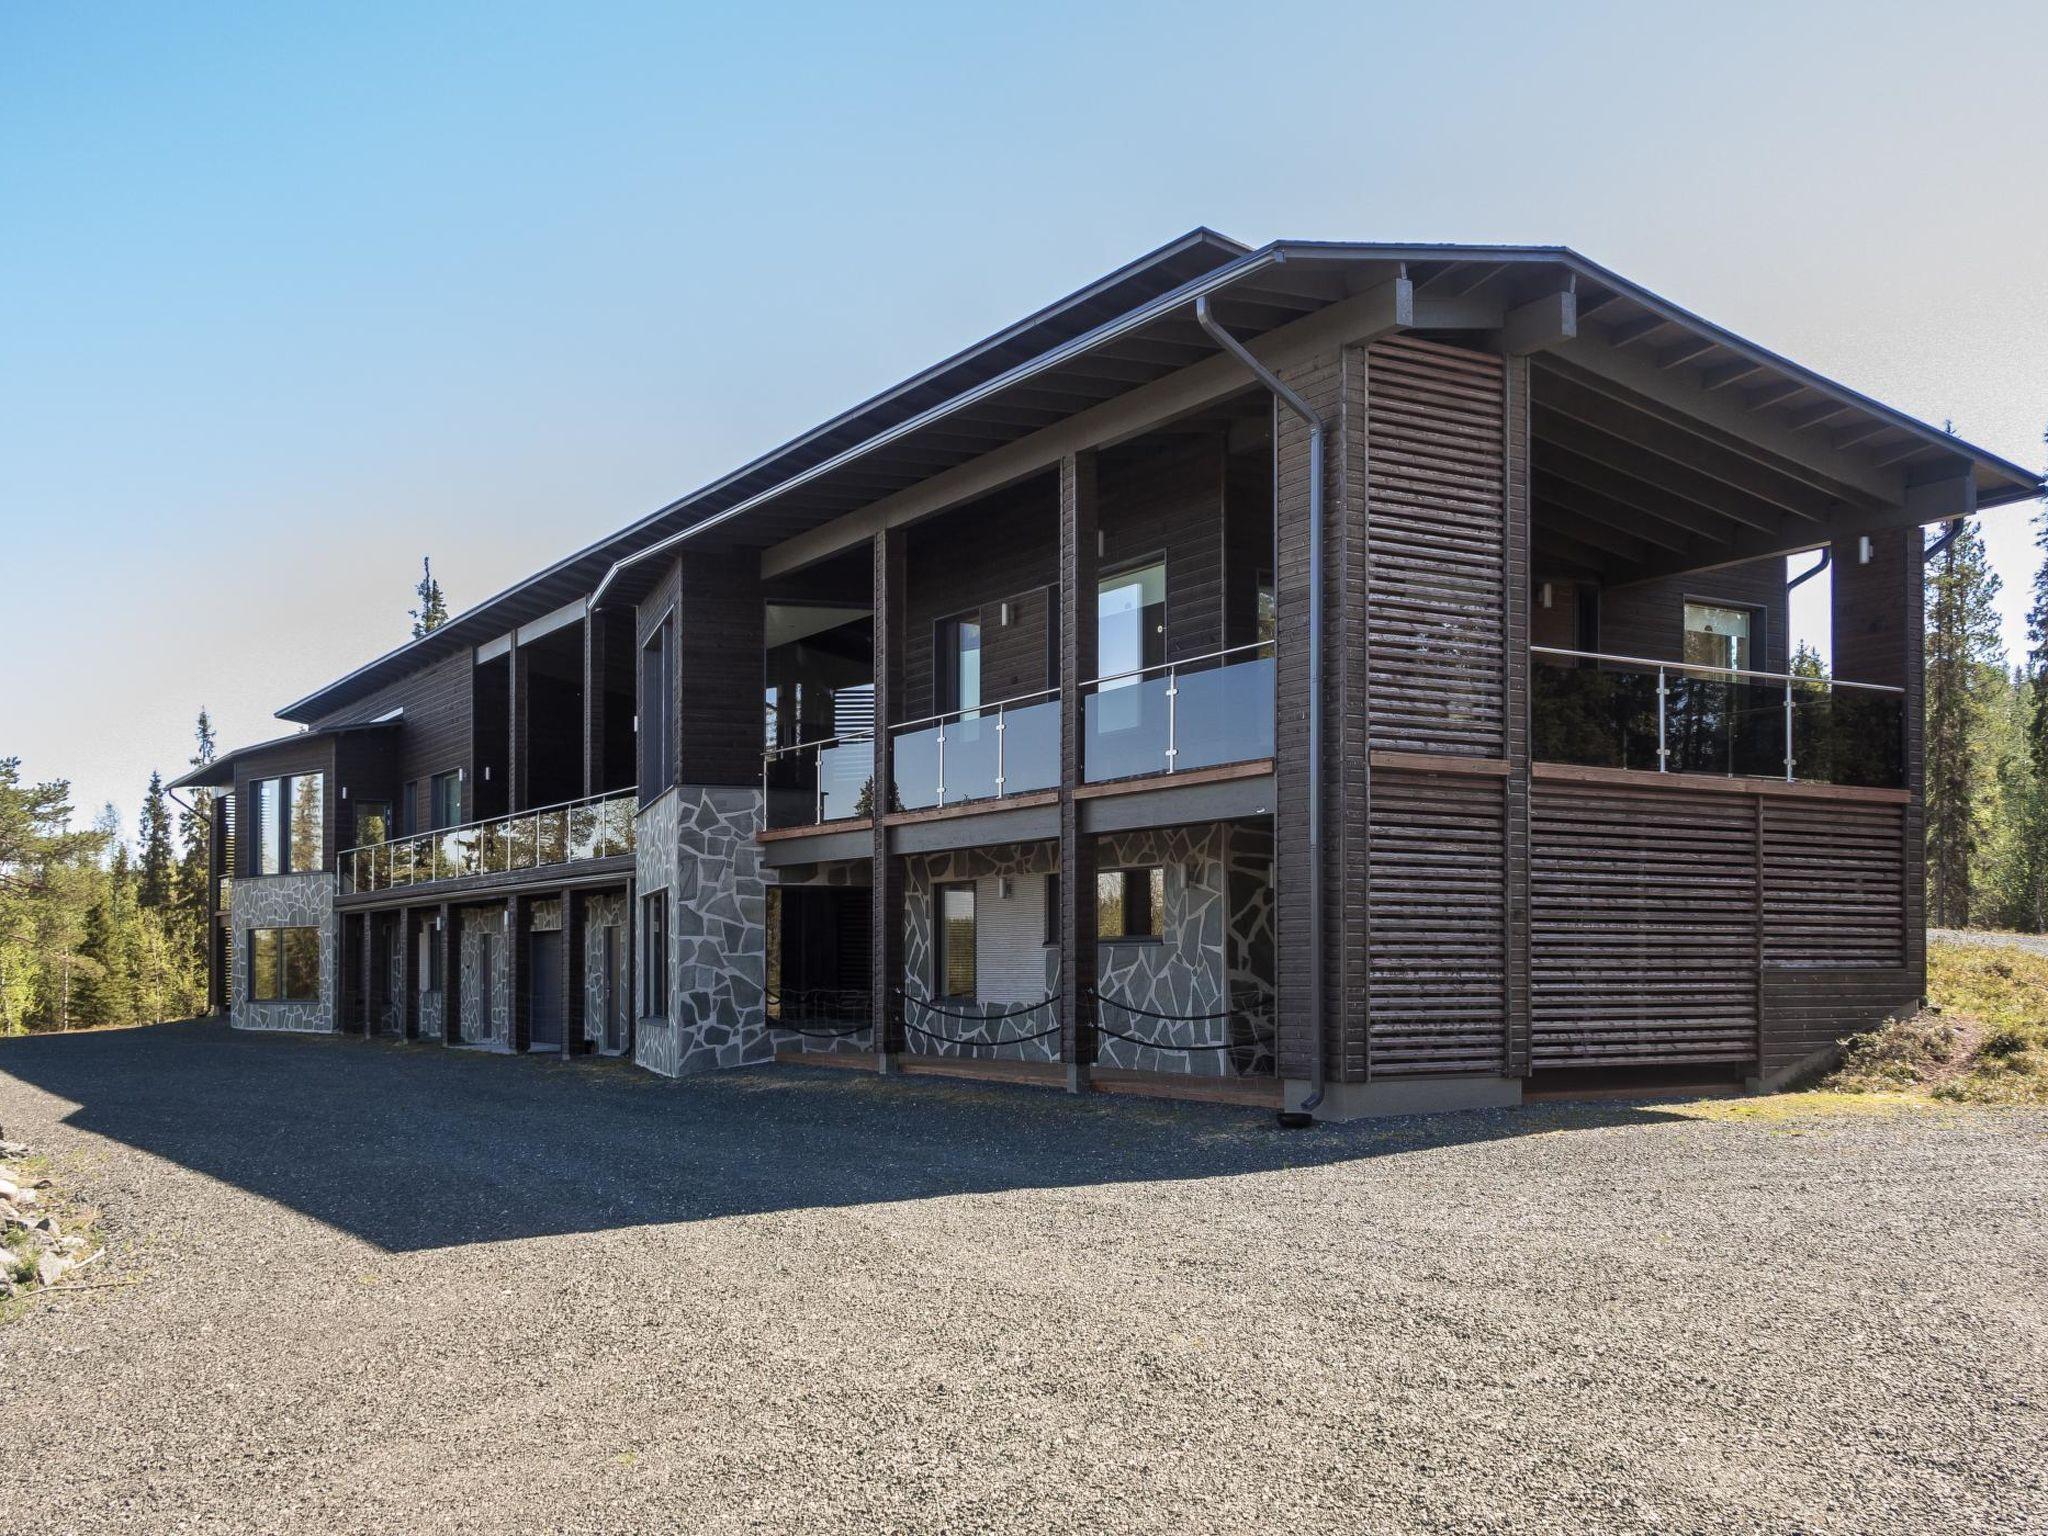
1932,927,2048,959
1,1021,2044,1535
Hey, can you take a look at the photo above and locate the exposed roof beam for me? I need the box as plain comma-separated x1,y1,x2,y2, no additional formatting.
1700,359,1766,393
1503,290,1578,356
1533,405,1799,535
1606,315,1669,348
1656,336,1718,370
1785,399,1855,433
1904,467,1979,522
1574,288,1625,323
1870,438,1936,470
1742,378,1805,412
1831,419,1894,452
1533,523,1645,581
1534,440,1753,544
1533,472,1701,555
1541,346,1903,512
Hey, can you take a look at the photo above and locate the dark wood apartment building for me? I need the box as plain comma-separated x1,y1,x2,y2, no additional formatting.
173,230,2042,1119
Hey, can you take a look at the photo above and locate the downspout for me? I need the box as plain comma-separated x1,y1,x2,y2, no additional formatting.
1787,547,1830,591
1923,521,1963,561
1194,293,1326,1126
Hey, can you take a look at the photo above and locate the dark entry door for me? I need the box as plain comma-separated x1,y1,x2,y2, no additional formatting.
529,929,563,1050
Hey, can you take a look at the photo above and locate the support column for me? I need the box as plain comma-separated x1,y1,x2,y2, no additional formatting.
507,629,525,813
508,895,530,1052
438,902,459,1045
1058,451,1100,1092
357,912,375,1037
871,527,906,1070
398,908,418,1041
564,888,586,1058
583,611,606,799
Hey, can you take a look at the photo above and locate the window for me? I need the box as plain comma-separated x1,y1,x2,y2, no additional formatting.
1098,561,1166,684
250,774,324,874
354,800,391,848
1683,602,1756,673
419,920,444,993
249,927,319,1001
641,891,669,1017
1043,872,1061,946
640,617,673,802
1255,569,1276,647
430,771,462,831
935,613,982,717
400,781,419,836
935,881,976,999
1097,867,1164,941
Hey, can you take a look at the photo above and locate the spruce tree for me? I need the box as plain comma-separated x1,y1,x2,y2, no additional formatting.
138,771,174,909
410,557,449,638
1924,519,2005,927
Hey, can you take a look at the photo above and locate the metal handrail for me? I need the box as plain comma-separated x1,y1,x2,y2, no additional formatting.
889,686,1062,810
339,786,637,892
891,686,1059,735
1083,639,1275,691
762,727,875,761
1530,646,1904,694
1531,645,1903,784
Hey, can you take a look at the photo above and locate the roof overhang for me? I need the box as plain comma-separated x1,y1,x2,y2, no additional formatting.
169,718,401,791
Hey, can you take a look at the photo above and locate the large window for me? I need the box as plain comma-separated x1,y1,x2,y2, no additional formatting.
250,773,324,875
935,881,976,999
354,800,391,848
1097,867,1164,941
934,613,982,717
1683,602,1756,673
249,927,319,1001
1098,561,1166,684
430,771,462,830
641,616,673,802
641,891,669,1017
400,780,420,836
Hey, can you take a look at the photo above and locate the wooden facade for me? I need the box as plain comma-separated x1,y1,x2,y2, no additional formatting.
184,231,2039,1117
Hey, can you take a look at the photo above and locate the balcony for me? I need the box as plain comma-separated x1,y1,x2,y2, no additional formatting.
764,731,876,830
1532,647,1904,788
891,688,1060,812
1082,642,1275,784
340,788,637,895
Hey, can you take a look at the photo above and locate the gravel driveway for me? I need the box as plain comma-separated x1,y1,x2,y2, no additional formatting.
1,1020,2043,1535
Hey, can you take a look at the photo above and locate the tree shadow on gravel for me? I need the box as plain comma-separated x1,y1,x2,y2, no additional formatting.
0,1019,1689,1253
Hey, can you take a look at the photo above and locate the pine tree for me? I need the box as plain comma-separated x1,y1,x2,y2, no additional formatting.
1790,640,1827,680
138,771,174,909
410,557,449,639
1924,519,2005,927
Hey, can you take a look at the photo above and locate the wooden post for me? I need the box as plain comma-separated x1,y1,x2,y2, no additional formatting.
583,610,605,799
1058,451,1100,1091
358,912,375,1037
508,896,530,1052
870,527,906,1070
398,908,418,1041
507,629,525,814
564,888,586,1059
439,902,460,1045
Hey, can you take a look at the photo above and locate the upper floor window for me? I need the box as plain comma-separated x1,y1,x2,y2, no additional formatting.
935,613,982,717
251,773,324,875
430,771,462,830
640,617,673,802
1683,602,1756,673
354,800,391,847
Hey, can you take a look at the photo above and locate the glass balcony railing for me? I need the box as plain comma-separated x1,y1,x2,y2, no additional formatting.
339,788,637,894
1083,642,1275,784
1532,647,1904,788
763,731,877,830
890,689,1060,812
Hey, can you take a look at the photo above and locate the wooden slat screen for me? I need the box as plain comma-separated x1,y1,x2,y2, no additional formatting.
1366,336,1506,756
1367,770,1507,1075
1761,801,1906,968
1530,781,1758,1068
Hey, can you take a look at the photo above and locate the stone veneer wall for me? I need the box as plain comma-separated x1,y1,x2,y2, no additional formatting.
582,891,629,1053
228,873,337,1034
901,843,1061,1062
1091,825,1236,1076
634,786,771,1077
458,903,512,1048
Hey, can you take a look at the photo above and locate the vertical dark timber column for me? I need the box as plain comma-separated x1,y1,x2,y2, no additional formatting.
357,911,374,1038
1059,451,1100,1092
508,894,530,1053
563,888,584,1059
398,908,418,1041
507,629,524,816
438,902,459,1045
871,527,906,1070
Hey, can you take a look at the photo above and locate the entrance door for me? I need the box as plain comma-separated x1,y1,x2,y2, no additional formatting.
602,925,627,1052
529,929,563,1050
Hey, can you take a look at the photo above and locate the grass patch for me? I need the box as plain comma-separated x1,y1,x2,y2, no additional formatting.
1824,938,2048,1106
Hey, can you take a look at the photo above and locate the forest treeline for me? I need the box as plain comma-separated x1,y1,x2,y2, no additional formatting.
0,527,2043,1035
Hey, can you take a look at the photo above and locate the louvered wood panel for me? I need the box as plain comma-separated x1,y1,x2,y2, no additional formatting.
1530,782,1758,1068
1761,801,1905,968
1367,336,1506,757
1367,770,1507,1075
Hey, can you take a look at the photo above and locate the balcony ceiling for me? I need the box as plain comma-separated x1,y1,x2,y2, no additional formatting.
282,233,2043,724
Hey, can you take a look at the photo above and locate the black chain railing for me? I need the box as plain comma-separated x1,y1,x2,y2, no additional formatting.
889,987,1062,1048
763,986,873,1040
1084,986,1277,1051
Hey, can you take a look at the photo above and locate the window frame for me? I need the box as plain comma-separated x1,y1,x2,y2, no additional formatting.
248,926,320,1002
248,773,325,875
1681,598,1763,675
639,609,675,806
429,770,462,831
934,879,977,1000
1097,557,1168,684
933,610,983,719
1096,866,1165,943
640,890,669,1018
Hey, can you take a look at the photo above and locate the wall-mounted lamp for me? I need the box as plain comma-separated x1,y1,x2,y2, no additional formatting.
998,876,1015,900
1540,582,1554,610
1858,535,1874,566
999,601,1012,627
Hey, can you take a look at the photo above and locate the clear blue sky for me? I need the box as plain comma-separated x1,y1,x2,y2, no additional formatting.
4,1,2044,836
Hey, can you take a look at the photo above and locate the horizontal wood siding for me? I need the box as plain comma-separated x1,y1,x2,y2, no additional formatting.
313,650,474,834
1530,780,1758,1068
1761,800,1906,968
1598,560,1790,674
1367,769,1507,1075
1760,968,1919,1082
1365,336,1507,758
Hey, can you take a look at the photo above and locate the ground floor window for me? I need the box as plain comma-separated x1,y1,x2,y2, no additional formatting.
1097,867,1163,941
641,891,669,1017
249,927,319,1001
935,881,976,999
